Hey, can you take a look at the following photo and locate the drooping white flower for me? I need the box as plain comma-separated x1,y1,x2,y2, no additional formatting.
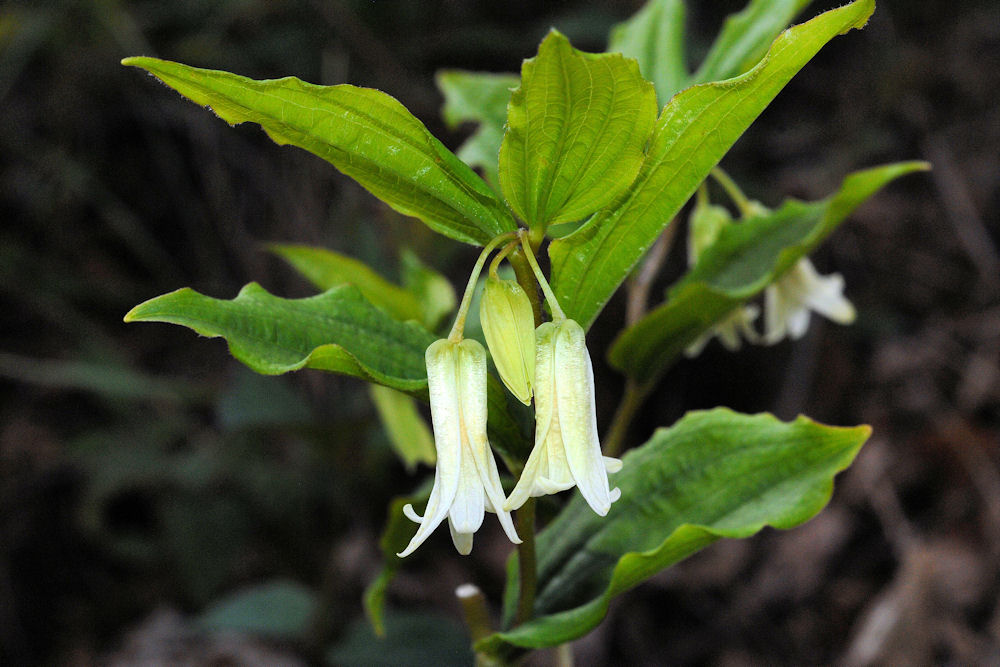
504,319,621,516
684,304,761,357
764,257,856,344
398,338,521,557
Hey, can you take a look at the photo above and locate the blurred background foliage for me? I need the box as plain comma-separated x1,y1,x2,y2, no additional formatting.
1,0,998,664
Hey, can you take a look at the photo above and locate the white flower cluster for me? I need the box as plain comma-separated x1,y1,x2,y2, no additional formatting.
398,236,621,557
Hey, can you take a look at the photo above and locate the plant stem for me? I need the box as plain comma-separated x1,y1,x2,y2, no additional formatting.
509,239,542,627
456,583,494,642
514,497,537,626
448,232,518,341
710,167,753,217
518,231,566,321
625,223,677,326
603,379,645,459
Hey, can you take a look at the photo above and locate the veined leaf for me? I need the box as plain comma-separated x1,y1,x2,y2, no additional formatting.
549,0,876,331
607,0,687,106
693,0,812,85
437,70,520,190
269,244,424,323
499,30,657,229
480,408,870,652
122,57,515,246
124,283,436,394
609,162,929,384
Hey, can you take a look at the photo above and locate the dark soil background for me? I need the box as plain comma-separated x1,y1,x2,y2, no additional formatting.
2,0,998,665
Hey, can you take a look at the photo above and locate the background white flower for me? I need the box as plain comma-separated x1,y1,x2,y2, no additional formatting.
764,258,856,344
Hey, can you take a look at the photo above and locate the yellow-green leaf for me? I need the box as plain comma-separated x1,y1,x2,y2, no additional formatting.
499,30,657,229
122,57,515,245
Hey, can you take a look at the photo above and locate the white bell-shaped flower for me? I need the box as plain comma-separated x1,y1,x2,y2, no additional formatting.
764,257,856,344
398,338,521,557
504,319,621,516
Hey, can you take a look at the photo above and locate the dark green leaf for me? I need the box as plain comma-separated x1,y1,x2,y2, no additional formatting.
124,283,436,394
329,610,473,667
197,579,318,641
480,408,870,652
269,244,424,323
549,0,876,330
363,490,427,637
499,30,657,229
693,0,812,85
607,0,688,105
400,249,457,331
123,57,515,245
609,162,929,383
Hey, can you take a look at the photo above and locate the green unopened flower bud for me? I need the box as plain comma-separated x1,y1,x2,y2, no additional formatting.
479,276,536,405
688,202,733,266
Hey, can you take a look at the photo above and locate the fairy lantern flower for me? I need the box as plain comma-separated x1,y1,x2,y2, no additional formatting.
504,234,621,516
398,233,522,557
764,256,856,344
684,197,760,357
480,274,535,405
398,338,521,557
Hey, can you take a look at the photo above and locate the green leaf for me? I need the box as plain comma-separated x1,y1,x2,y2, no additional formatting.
549,0,876,331
499,30,657,229
369,384,435,471
122,57,515,246
607,0,688,106
269,244,424,323
124,283,436,394
400,249,457,331
480,408,870,652
692,0,812,85
609,162,929,384
437,70,520,190
363,489,427,637
197,579,318,641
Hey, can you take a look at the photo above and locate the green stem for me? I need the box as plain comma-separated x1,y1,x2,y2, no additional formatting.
448,232,518,341
514,497,537,626
518,231,565,321
603,379,646,459
456,583,494,642
710,167,752,218
509,249,543,326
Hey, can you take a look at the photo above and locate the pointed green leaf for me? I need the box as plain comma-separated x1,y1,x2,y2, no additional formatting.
549,0,876,330
609,162,929,384
693,0,812,85
369,384,435,471
269,244,424,323
437,70,520,190
608,0,688,106
122,57,515,245
400,249,457,331
499,30,657,229
124,283,436,394
479,408,870,652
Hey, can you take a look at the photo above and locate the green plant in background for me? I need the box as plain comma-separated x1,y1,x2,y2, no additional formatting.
122,0,926,661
